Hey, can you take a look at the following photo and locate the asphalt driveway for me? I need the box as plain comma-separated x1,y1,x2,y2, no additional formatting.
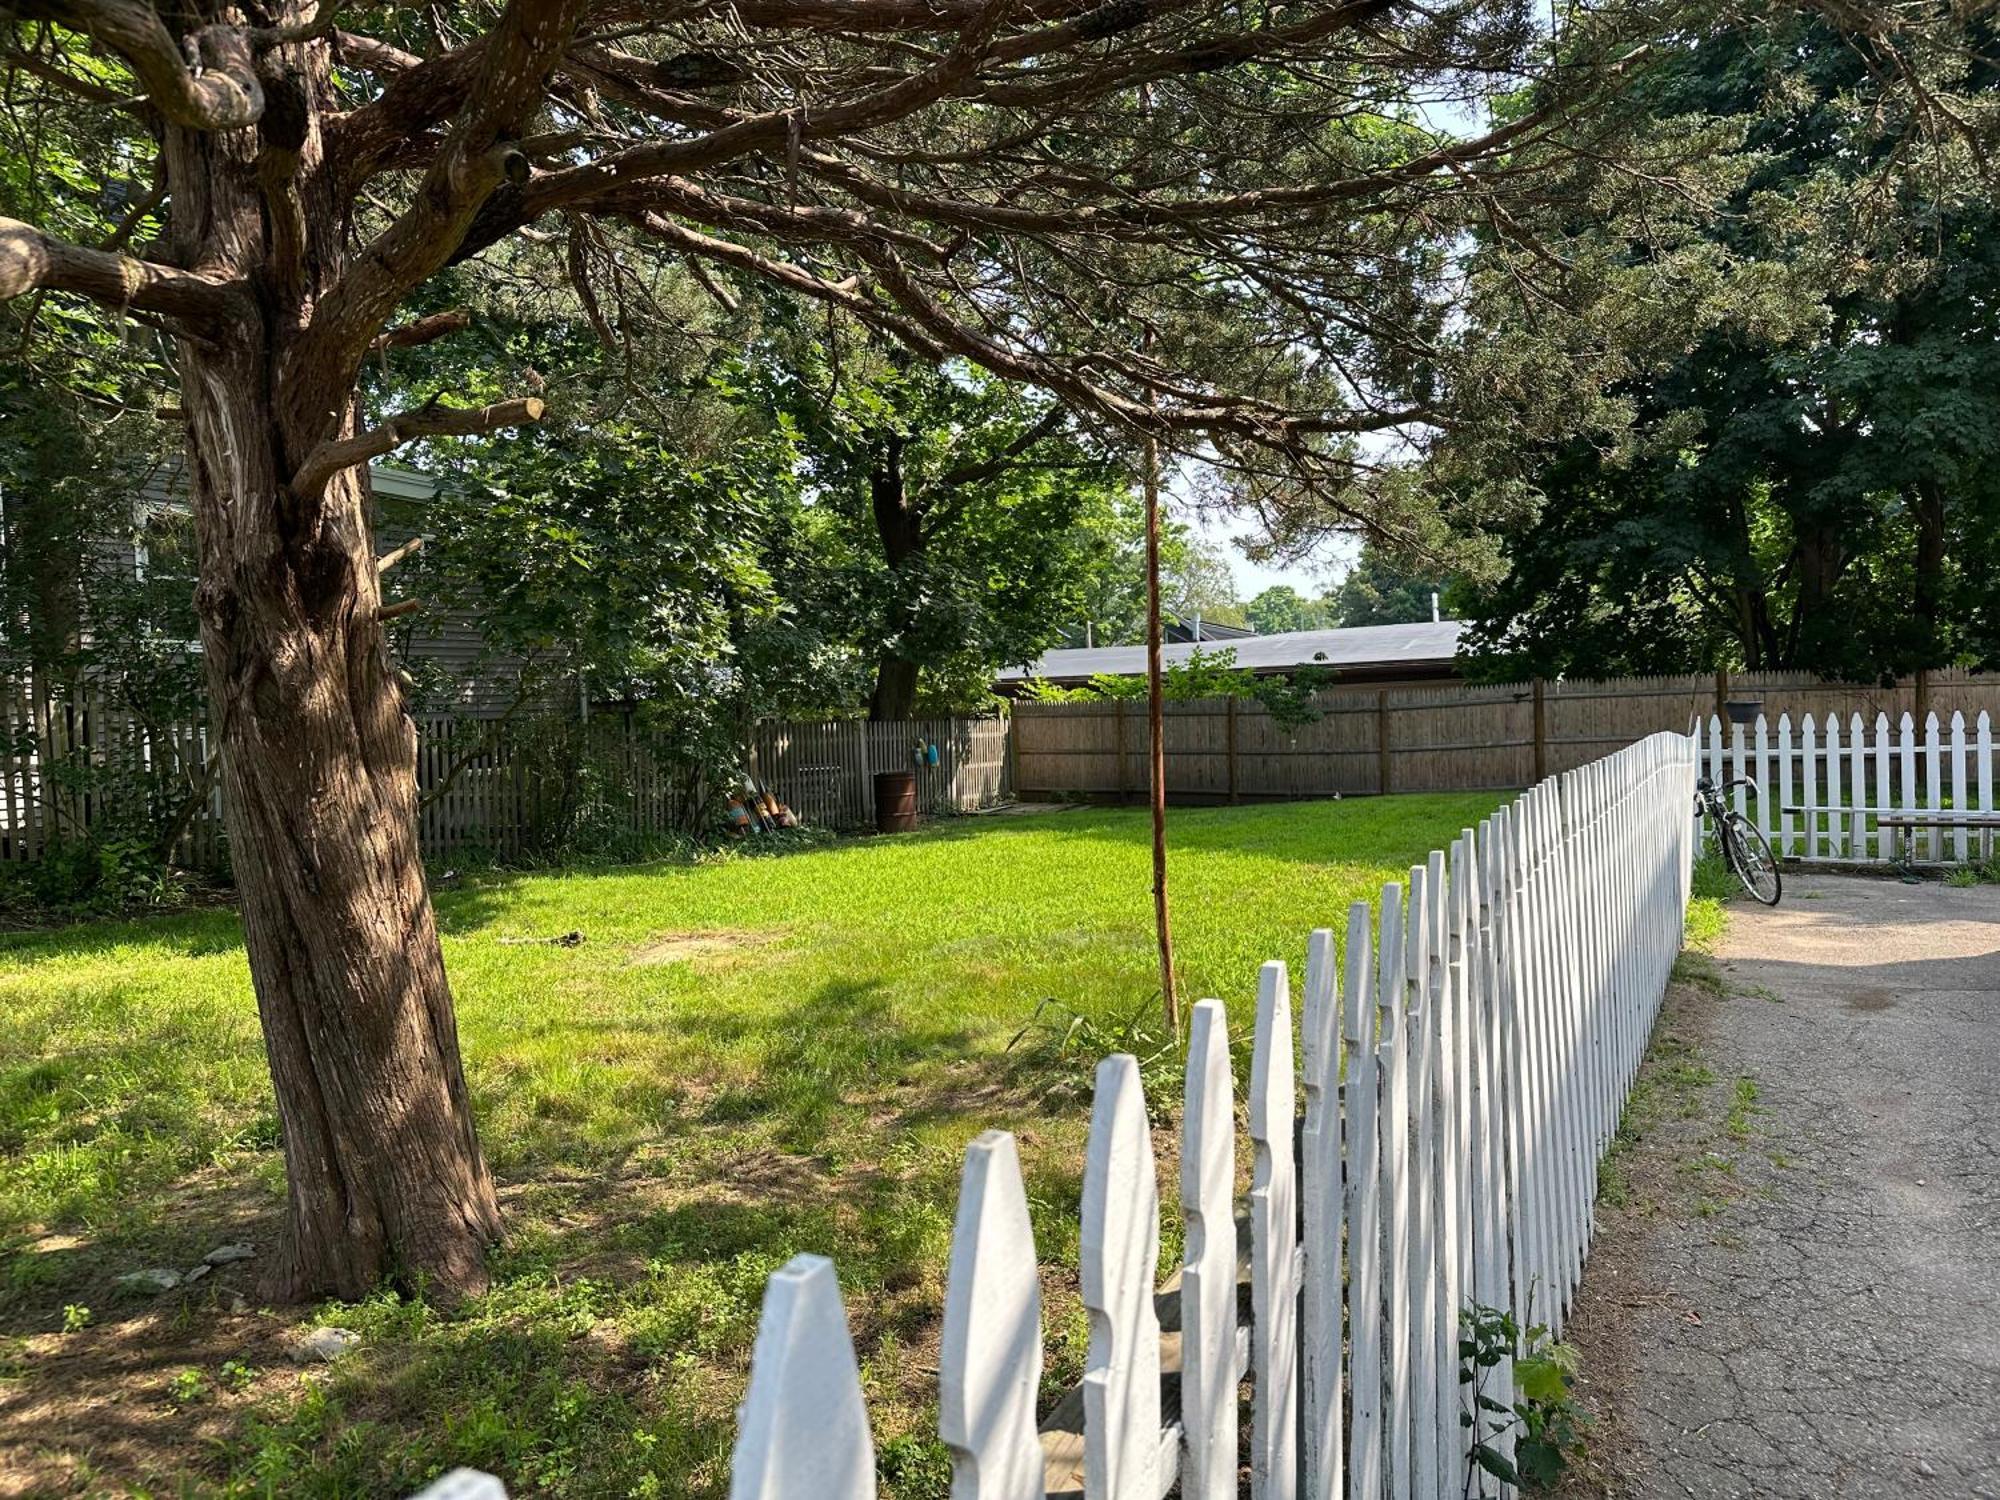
1564,873,2000,1498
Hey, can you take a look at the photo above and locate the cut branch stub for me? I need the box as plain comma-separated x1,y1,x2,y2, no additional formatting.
730,1254,876,1500
939,1130,1043,1500
290,396,545,500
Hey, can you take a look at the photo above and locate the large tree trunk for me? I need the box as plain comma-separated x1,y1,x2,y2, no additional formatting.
1913,477,1947,670
867,433,923,722
168,30,498,1302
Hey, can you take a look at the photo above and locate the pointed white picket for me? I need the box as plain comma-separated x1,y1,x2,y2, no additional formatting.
1901,713,1918,861
1376,880,1412,1500
1251,959,1299,1500
410,1472,507,1500
1802,715,1821,860
1925,714,1944,863
1428,845,1465,1500
1979,713,1994,837
1825,715,1845,859
1081,1054,1161,1500
1847,714,1866,858
1343,901,1385,1500
1179,999,1236,1500
1754,714,1771,846
1873,715,1893,863
1951,712,1969,863
1402,862,1440,1500
1473,814,1515,1495
1300,928,1343,1500
940,1131,1043,1500
1777,715,1795,859
1729,717,1747,819
731,1255,876,1500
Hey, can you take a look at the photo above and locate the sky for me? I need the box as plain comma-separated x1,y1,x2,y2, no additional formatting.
1183,498,1358,601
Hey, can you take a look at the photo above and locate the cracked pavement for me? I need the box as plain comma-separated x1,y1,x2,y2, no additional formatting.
1566,874,2000,1499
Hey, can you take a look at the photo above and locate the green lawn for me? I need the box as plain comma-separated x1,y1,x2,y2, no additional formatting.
0,794,1500,1498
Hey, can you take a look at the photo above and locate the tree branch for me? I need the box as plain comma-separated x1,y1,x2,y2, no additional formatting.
8,0,264,128
376,535,427,572
369,309,473,354
291,396,547,500
0,216,246,324
293,0,590,438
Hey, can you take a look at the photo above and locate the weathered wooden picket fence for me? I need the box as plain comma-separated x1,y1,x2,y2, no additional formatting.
1695,710,1997,866
0,674,1012,869
746,715,1011,829
415,730,1697,1500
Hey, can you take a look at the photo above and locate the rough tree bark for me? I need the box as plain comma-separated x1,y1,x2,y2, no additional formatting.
162,31,501,1301
867,432,923,722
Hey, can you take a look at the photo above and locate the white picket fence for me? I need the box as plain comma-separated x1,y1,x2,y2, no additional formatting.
416,730,1698,1500
1696,710,1997,866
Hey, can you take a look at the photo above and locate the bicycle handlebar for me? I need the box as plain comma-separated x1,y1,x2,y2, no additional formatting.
1695,774,1758,799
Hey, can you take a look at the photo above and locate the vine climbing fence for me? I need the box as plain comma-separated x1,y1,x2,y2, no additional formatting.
417,728,1699,1500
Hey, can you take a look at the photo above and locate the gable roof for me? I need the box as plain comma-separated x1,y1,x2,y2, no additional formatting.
996,619,1465,683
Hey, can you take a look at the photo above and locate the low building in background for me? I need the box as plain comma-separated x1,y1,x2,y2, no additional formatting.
995,619,1466,694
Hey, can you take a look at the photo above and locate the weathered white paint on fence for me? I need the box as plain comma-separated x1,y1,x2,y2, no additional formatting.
1299,929,1343,1500
1081,1055,1163,1500
1179,999,1236,1500
1250,959,1299,1500
730,1254,876,1500
434,730,1700,1500
940,1131,1043,1499
410,1471,508,1500
1341,901,1384,1500
1699,710,1999,866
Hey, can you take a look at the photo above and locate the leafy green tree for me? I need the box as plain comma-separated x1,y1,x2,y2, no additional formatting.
1330,546,1452,628
1245,585,1329,635
754,338,1131,718
1449,9,2000,680
1164,535,1246,629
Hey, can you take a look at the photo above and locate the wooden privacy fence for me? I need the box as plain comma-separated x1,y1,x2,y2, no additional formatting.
418,730,1698,1500
1012,669,2000,803
747,715,1010,829
0,677,1009,870
1697,709,1998,866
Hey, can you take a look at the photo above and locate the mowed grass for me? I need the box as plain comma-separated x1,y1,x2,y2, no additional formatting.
0,794,1500,1498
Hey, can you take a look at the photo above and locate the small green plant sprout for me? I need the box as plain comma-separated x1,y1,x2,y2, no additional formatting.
1460,1302,1585,1490
60,1304,90,1334
219,1360,257,1393
1945,865,1981,888
167,1368,207,1405
1007,995,1185,1116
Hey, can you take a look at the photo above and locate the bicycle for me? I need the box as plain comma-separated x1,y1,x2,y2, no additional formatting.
1696,774,1782,906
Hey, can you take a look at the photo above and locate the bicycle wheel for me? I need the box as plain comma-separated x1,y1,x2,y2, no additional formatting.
1723,812,1782,905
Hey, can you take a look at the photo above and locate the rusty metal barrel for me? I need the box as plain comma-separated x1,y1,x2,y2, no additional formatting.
873,770,918,833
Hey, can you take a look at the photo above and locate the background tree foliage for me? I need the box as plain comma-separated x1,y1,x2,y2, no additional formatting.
1442,6,2000,681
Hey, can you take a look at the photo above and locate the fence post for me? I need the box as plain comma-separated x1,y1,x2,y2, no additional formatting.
1377,690,1392,796
1532,678,1547,784
1227,694,1240,805
1115,698,1130,805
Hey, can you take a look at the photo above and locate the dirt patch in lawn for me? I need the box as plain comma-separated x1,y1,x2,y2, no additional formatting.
629,928,782,965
